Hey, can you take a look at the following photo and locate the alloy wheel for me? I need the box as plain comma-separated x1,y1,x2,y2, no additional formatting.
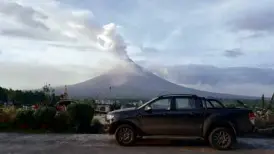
212,130,232,149
117,127,134,144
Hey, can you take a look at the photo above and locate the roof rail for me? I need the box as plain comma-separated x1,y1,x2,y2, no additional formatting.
157,93,198,98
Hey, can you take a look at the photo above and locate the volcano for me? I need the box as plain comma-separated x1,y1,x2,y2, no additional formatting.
54,59,253,99
54,23,256,99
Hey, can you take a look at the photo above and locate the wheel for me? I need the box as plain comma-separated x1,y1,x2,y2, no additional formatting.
115,124,137,146
208,127,236,150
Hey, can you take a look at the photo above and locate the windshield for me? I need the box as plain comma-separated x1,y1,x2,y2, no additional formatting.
137,97,159,109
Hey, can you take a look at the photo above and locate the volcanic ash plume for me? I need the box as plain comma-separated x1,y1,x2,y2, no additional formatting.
97,23,130,60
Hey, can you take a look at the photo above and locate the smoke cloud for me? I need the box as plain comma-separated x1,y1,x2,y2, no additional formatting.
97,23,130,60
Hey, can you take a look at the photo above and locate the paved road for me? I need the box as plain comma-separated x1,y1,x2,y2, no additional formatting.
0,133,274,154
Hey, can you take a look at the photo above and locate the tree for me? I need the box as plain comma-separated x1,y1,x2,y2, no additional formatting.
261,94,265,109
0,86,48,105
267,93,274,110
42,84,56,105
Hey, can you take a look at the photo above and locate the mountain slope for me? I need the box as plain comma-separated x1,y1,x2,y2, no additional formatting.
55,59,255,99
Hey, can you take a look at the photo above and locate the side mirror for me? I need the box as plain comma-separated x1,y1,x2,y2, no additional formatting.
144,105,152,112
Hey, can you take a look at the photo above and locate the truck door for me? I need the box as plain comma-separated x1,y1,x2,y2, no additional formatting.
138,97,175,135
170,96,205,136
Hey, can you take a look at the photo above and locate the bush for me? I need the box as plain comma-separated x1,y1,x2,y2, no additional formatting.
0,106,17,124
15,109,35,129
53,111,70,132
67,103,94,133
90,118,104,134
33,106,56,129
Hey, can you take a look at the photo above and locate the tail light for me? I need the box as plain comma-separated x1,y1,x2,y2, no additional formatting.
249,112,256,125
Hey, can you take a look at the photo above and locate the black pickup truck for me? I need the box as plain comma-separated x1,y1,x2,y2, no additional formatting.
105,94,255,150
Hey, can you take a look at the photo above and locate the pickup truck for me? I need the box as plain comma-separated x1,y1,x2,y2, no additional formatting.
105,94,255,150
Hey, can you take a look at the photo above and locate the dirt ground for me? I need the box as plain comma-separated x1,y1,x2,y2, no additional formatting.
0,133,274,154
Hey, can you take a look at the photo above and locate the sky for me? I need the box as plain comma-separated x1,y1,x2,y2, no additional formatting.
0,0,274,96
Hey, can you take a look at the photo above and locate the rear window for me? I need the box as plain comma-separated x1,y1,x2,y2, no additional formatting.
175,97,194,109
175,97,204,109
203,99,225,108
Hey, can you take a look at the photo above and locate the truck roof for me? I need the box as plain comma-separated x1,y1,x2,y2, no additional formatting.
158,94,199,98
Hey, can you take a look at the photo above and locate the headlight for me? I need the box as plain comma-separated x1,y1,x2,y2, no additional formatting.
106,114,114,120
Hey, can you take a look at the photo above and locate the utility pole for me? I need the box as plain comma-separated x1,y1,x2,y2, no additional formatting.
109,86,112,99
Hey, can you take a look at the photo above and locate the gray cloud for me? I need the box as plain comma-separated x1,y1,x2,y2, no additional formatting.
49,43,98,51
228,2,274,32
0,62,96,90
144,64,274,96
0,1,49,30
1,29,50,40
223,48,244,58
183,83,274,97
0,1,99,42
141,46,159,53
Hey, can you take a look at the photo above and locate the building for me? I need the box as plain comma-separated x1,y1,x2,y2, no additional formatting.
60,85,69,100
94,99,114,114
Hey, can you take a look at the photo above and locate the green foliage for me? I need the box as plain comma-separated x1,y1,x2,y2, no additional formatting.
0,106,17,123
42,84,56,105
225,104,236,108
67,103,94,132
0,84,62,105
267,93,274,109
0,106,17,129
67,103,94,125
0,86,48,105
15,109,35,129
262,94,265,109
90,118,104,134
33,106,56,129
53,111,70,132
91,118,103,126
78,99,96,108
0,123,10,129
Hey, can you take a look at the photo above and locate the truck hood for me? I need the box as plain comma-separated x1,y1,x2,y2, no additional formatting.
109,107,137,114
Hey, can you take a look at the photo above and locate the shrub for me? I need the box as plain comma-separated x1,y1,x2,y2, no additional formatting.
90,118,104,134
255,117,267,129
53,111,70,132
33,106,56,129
0,106,17,123
67,103,94,133
15,109,35,129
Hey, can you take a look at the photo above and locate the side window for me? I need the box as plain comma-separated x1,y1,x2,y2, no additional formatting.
210,100,224,108
205,101,214,108
204,100,224,108
175,97,194,109
150,98,171,110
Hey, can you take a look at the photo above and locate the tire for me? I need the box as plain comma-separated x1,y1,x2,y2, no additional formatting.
115,124,137,146
208,127,236,150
